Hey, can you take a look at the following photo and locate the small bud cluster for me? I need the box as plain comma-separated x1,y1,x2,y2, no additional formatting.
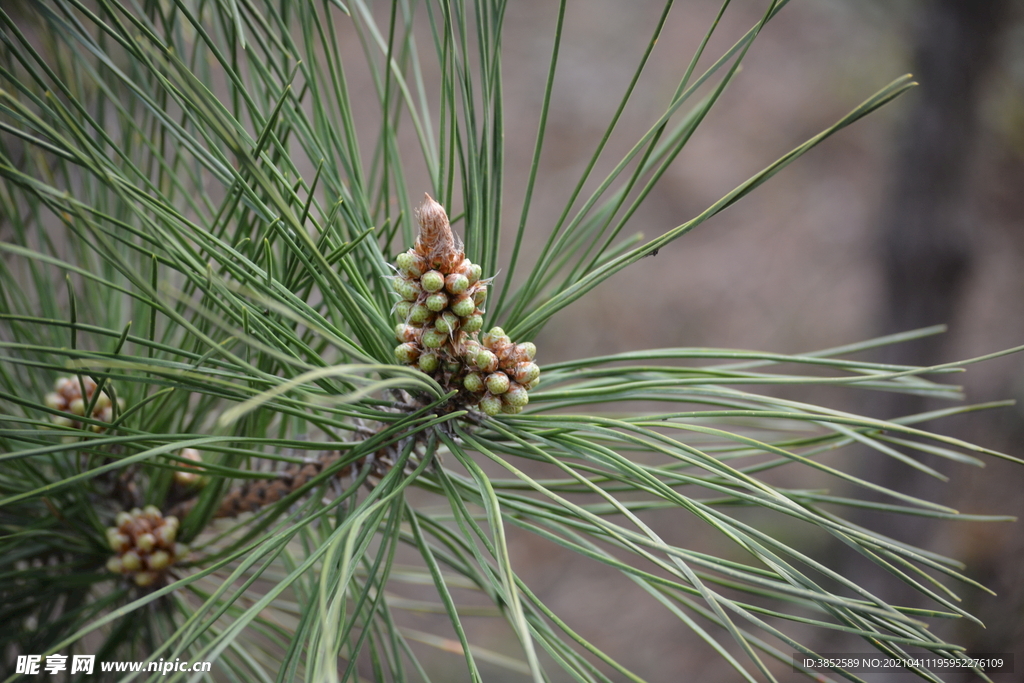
45,376,124,431
391,195,539,414
460,327,538,415
105,506,188,587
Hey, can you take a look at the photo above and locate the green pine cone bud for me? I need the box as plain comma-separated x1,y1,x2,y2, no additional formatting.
451,295,476,317
421,328,446,348
148,550,171,570
444,360,462,374
395,323,419,342
482,327,507,347
136,533,156,553
395,250,419,276
512,361,540,384
463,372,484,393
479,395,503,416
475,349,498,373
467,262,483,284
472,286,487,306
394,342,420,364
121,550,142,572
435,311,459,334
426,292,448,311
134,571,158,587
501,403,524,415
517,341,537,361
107,528,129,552
462,339,482,358
418,352,439,373
394,300,413,320
421,270,445,293
394,278,421,301
462,314,484,333
502,383,529,407
69,398,86,416
409,302,432,324
485,371,510,395
445,273,469,294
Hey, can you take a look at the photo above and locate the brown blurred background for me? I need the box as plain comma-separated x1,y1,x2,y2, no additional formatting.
472,0,1024,680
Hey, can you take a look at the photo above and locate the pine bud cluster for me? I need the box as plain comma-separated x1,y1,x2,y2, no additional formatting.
105,506,188,587
45,376,125,431
459,327,538,415
391,195,539,414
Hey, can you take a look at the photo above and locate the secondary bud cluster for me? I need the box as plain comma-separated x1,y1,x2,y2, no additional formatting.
460,327,538,415
391,195,539,414
45,376,125,431
105,506,188,587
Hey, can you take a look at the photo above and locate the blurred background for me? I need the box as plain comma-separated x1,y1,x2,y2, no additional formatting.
477,0,1024,680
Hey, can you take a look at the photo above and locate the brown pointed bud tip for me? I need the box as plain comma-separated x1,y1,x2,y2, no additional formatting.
415,194,462,270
